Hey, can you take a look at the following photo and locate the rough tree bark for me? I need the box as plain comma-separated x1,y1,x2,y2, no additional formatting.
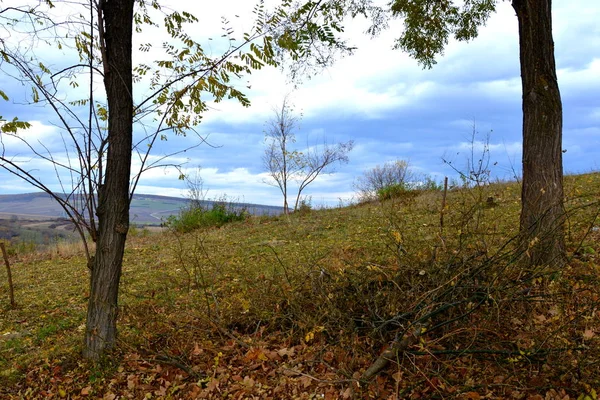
83,0,134,360
513,0,566,268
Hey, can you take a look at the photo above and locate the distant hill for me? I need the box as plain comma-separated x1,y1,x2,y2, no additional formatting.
0,192,283,224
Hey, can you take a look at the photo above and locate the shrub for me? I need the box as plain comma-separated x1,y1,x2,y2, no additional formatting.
376,183,407,201
356,160,440,202
167,197,248,233
414,176,443,191
355,160,413,202
296,197,312,215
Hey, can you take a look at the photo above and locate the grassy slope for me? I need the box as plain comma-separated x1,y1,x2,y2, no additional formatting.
0,173,599,399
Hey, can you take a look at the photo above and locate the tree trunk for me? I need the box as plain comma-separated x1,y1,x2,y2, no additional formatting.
513,0,566,268
283,185,289,215
83,0,134,360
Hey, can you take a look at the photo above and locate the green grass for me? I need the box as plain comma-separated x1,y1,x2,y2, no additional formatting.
0,173,599,398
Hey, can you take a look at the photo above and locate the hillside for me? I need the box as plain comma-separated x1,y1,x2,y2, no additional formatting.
0,192,283,245
0,192,283,223
0,173,599,398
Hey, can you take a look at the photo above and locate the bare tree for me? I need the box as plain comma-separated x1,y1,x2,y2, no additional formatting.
262,97,303,214
185,167,208,211
263,97,353,213
354,160,415,202
293,140,354,211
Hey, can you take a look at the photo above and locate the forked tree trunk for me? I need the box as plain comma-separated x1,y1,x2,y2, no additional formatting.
513,0,566,268
283,180,289,214
83,0,134,360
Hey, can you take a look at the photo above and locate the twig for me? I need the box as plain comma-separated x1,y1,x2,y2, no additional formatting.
279,367,356,384
152,354,206,379
209,319,251,349
406,346,583,359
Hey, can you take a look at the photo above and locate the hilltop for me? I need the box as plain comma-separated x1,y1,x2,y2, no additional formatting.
0,173,599,398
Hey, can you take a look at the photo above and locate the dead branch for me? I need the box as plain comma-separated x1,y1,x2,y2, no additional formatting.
361,323,429,382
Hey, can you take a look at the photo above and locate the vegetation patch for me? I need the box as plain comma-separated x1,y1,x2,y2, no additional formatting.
0,173,599,398
166,198,249,233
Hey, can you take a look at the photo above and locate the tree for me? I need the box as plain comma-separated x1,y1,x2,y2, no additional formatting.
0,0,355,359
263,97,353,213
278,0,566,267
388,0,565,267
263,97,301,214
83,0,135,360
512,0,565,267
294,138,354,211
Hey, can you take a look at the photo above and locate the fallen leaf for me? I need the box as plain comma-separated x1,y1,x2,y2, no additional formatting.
191,342,203,356
206,378,219,392
277,347,295,358
242,376,255,387
583,329,595,339
342,387,353,399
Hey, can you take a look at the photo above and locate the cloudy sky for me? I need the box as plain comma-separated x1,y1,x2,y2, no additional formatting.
1,0,599,208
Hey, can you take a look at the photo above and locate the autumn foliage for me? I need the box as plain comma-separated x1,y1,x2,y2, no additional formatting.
1,173,599,399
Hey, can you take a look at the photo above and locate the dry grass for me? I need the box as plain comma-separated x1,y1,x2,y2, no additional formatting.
0,173,599,399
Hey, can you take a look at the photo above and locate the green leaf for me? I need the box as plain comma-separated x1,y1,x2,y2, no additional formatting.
31,87,40,103
0,117,31,133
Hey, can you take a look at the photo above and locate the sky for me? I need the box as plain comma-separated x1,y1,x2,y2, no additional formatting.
0,0,599,208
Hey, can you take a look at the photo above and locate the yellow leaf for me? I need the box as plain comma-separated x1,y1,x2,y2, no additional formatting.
305,331,314,343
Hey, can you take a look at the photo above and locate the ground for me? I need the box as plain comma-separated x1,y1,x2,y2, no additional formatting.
0,173,599,399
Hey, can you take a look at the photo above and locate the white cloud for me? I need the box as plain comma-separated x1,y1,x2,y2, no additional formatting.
1,0,599,207
0,121,59,154
559,58,600,92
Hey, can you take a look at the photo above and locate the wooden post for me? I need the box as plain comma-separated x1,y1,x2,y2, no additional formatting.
0,242,16,308
440,176,448,233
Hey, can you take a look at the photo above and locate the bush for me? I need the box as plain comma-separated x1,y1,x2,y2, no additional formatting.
376,183,407,200
356,160,440,202
415,176,443,191
355,160,413,202
167,197,248,233
296,197,312,215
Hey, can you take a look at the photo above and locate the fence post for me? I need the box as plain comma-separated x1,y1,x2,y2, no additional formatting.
0,242,15,308
440,176,449,233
